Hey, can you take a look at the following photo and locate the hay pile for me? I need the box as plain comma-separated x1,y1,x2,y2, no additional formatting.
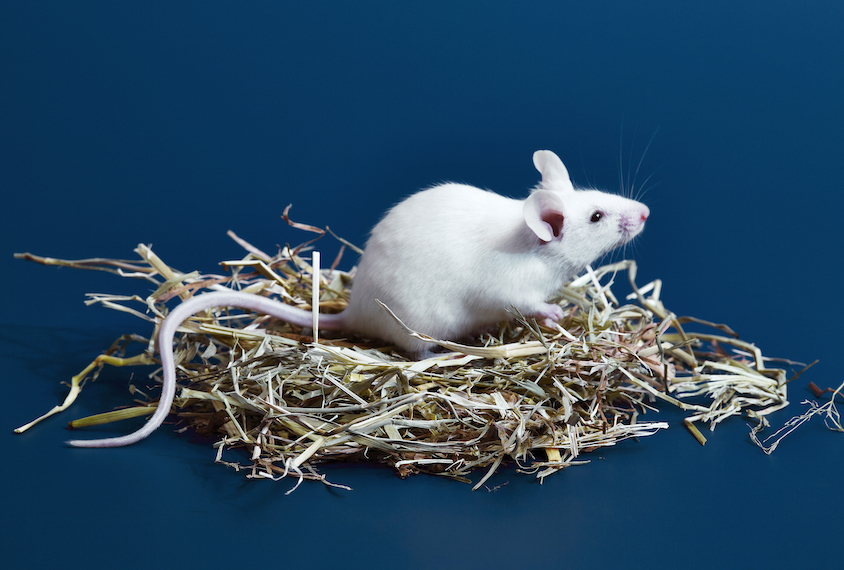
15,220,830,491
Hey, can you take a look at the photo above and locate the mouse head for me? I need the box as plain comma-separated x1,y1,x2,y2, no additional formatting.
524,150,650,268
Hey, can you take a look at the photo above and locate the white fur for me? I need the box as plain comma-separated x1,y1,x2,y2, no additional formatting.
343,150,649,356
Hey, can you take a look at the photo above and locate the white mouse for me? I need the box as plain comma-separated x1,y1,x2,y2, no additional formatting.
68,150,649,447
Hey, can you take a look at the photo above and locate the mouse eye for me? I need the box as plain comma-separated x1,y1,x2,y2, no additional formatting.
590,211,603,223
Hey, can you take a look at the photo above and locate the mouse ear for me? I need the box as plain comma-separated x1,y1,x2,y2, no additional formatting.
523,190,565,242
533,150,574,192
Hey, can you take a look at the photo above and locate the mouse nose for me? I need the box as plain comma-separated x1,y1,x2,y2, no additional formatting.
640,205,650,221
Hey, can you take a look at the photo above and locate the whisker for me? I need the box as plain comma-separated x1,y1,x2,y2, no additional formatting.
630,126,660,197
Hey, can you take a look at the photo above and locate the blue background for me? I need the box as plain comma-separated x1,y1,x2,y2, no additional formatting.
3,2,842,568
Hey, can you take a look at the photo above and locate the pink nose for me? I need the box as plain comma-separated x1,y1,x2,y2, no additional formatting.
640,205,650,222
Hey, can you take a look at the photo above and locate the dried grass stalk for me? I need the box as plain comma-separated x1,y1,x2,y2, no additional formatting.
14,221,820,490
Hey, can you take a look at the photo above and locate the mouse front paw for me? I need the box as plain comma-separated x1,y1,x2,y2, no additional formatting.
530,303,565,328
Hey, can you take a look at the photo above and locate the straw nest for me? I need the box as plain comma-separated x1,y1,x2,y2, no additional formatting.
15,215,832,491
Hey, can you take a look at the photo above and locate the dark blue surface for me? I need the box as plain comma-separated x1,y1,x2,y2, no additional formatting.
3,2,843,568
